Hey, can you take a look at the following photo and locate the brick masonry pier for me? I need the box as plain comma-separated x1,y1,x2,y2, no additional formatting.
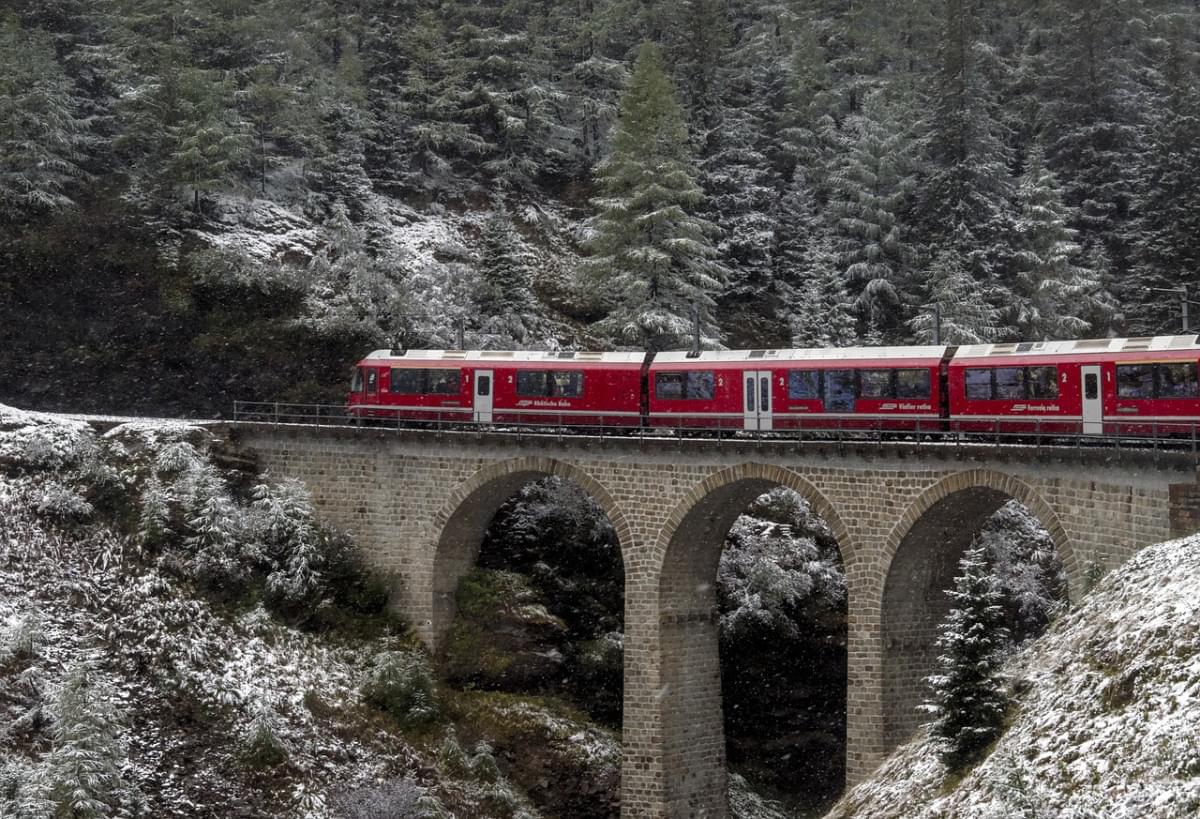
215,424,1200,818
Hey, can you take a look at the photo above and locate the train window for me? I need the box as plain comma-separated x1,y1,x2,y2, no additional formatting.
1117,365,1154,398
686,371,715,399
824,370,856,412
859,369,893,399
655,371,715,399
550,371,584,398
391,368,424,393
896,369,931,399
427,369,461,395
965,368,992,400
745,378,755,412
477,375,491,396
1158,362,1198,398
1084,373,1098,400
1026,366,1059,399
351,368,364,392
366,369,378,394
518,370,583,397
655,372,684,400
787,369,821,399
517,371,549,396
994,367,1025,399
390,368,461,394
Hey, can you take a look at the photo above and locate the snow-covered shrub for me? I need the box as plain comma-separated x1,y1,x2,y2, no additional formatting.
34,481,94,524
186,493,253,593
1,612,45,664
241,699,290,770
727,772,790,819
0,757,53,819
360,650,440,729
330,778,427,819
293,784,329,819
42,656,135,819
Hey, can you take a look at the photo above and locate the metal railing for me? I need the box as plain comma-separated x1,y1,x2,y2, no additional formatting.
230,401,1200,457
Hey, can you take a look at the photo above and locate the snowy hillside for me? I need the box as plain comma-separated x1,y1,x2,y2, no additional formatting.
826,536,1200,819
0,404,623,818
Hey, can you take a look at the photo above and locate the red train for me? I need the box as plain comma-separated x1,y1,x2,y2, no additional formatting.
346,336,1200,437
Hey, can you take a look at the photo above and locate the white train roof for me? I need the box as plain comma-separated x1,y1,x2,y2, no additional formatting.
654,345,948,363
955,335,1200,358
363,349,646,364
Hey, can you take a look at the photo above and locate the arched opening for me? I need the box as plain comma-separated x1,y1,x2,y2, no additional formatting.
431,460,628,818
657,466,850,816
882,475,1069,751
430,459,630,649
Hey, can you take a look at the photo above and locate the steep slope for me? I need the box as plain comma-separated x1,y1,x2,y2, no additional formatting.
826,535,1200,819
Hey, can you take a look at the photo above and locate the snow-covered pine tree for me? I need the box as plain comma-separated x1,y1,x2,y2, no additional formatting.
585,41,726,351
1130,29,1200,334
43,656,134,818
476,208,538,346
185,491,248,591
909,224,1002,344
914,0,1015,287
827,94,919,339
309,100,375,220
1011,145,1106,340
0,16,92,222
774,172,856,347
1030,0,1152,289
924,542,1011,771
299,202,407,344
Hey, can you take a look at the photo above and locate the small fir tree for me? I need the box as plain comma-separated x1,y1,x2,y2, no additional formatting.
585,41,726,351
43,657,133,819
924,543,1011,771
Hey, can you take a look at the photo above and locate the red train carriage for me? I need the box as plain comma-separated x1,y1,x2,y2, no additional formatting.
948,335,1200,436
648,347,947,431
347,350,645,427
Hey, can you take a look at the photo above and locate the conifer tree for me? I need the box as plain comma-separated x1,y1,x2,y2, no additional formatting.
924,543,1011,771
585,41,726,350
1130,33,1200,334
915,0,1015,280
43,657,133,819
1011,145,1105,340
476,208,539,345
775,172,855,347
909,225,1002,344
827,94,919,339
163,67,251,213
0,16,92,222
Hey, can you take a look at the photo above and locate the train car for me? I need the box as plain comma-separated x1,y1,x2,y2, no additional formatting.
648,346,948,432
347,349,646,428
948,335,1200,436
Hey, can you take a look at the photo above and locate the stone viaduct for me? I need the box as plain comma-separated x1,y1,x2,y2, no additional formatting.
216,423,1200,818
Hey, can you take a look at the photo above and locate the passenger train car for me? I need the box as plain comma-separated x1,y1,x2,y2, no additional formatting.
346,335,1200,437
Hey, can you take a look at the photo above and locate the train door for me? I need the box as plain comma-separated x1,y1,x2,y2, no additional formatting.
1081,365,1102,435
743,370,773,431
474,369,494,423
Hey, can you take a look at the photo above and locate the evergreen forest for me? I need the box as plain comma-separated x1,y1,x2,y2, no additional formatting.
2,0,1199,414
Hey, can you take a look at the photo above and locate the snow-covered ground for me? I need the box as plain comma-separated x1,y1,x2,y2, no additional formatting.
0,404,603,818
827,534,1200,819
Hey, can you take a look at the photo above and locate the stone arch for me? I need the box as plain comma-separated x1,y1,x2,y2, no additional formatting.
879,469,1073,750
427,456,631,650
651,463,852,818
